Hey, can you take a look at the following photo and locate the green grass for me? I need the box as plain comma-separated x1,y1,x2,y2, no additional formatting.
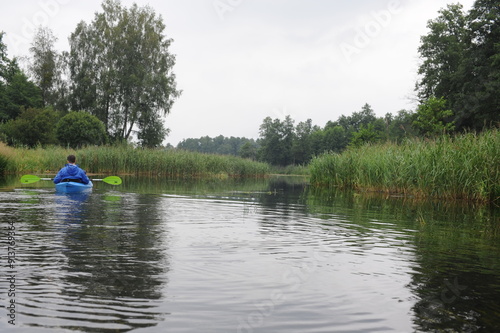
0,143,270,178
309,129,499,203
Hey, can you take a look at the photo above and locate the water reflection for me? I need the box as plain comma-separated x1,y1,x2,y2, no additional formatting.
0,186,170,332
308,187,500,332
53,191,91,223
0,176,499,332
111,175,274,196
407,204,500,332
59,192,169,331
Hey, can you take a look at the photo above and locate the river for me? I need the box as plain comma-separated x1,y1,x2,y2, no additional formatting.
0,175,499,332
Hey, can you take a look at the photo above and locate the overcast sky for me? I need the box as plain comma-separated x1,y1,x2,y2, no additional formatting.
1,0,475,146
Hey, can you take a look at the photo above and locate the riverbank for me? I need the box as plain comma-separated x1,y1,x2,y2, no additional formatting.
309,129,499,204
0,143,270,178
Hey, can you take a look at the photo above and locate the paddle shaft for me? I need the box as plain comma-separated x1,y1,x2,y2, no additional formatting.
37,177,106,182
20,175,122,185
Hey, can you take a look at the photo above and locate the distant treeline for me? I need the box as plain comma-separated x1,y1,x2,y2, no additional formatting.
177,103,416,165
177,136,258,159
178,97,497,167
257,104,418,166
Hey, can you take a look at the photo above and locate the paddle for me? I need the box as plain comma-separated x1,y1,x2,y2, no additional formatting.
20,175,122,185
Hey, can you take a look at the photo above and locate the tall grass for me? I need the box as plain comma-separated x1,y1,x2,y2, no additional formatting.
0,143,270,178
310,129,499,203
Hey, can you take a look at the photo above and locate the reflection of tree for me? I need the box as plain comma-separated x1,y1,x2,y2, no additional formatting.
257,178,309,233
116,175,271,195
408,205,500,332
60,192,170,332
308,188,500,332
411,272,489,332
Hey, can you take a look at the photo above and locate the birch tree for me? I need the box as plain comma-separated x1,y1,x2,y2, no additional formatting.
69,0,181,144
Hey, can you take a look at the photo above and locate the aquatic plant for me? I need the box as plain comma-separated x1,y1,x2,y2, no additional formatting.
0,143,270,178
310,129,499,203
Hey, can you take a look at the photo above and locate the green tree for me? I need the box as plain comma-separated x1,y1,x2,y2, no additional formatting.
177,137,203,152
1,64,43,122
0,33,42,122
3,107,58,147
69,0,181,142
137,111,169,148
239,141,257,160
292,119,313,165
337,103,377,133
350,120,386,147
56,111,107,148
258,116,295,166
0,31,8,80
29,27,58,107
416,4,467,101
323,125,349,153
416,2,500,130
177,135,258,156
386,109,417,142
413,97,455,137
309,128,326,156
460,0,500,129
51,51,71,112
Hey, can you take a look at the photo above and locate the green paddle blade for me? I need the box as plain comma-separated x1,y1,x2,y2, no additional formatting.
101,176,122,185
20,175,42,184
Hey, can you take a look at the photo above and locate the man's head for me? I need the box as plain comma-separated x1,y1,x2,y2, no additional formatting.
67,155,76,164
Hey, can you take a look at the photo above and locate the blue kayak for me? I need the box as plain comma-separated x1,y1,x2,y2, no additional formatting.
55,181,93,193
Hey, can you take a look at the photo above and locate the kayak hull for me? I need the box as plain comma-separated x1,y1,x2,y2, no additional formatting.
55,181,93,193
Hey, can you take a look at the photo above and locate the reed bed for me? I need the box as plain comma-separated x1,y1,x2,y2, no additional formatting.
0,143,270,178
309,129,499,203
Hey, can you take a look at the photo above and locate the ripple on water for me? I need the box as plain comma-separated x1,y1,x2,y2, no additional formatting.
0,190,169,332
4,184,489,332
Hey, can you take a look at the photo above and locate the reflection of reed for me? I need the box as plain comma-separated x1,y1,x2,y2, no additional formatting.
113,175,275,195
10,191,171,332
307,187,500,332
56,192,171,332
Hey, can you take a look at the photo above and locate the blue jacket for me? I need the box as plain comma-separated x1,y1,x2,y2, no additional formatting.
53,164,90,184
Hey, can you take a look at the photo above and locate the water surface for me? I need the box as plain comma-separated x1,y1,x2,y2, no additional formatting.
0,176,499,332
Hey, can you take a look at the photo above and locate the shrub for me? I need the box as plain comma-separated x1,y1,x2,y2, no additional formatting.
2,107,58,147
56,111,107,148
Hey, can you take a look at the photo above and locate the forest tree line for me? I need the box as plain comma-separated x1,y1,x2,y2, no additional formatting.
177,103,416,165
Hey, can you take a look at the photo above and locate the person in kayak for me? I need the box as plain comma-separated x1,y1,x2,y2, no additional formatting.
53,155,90,184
